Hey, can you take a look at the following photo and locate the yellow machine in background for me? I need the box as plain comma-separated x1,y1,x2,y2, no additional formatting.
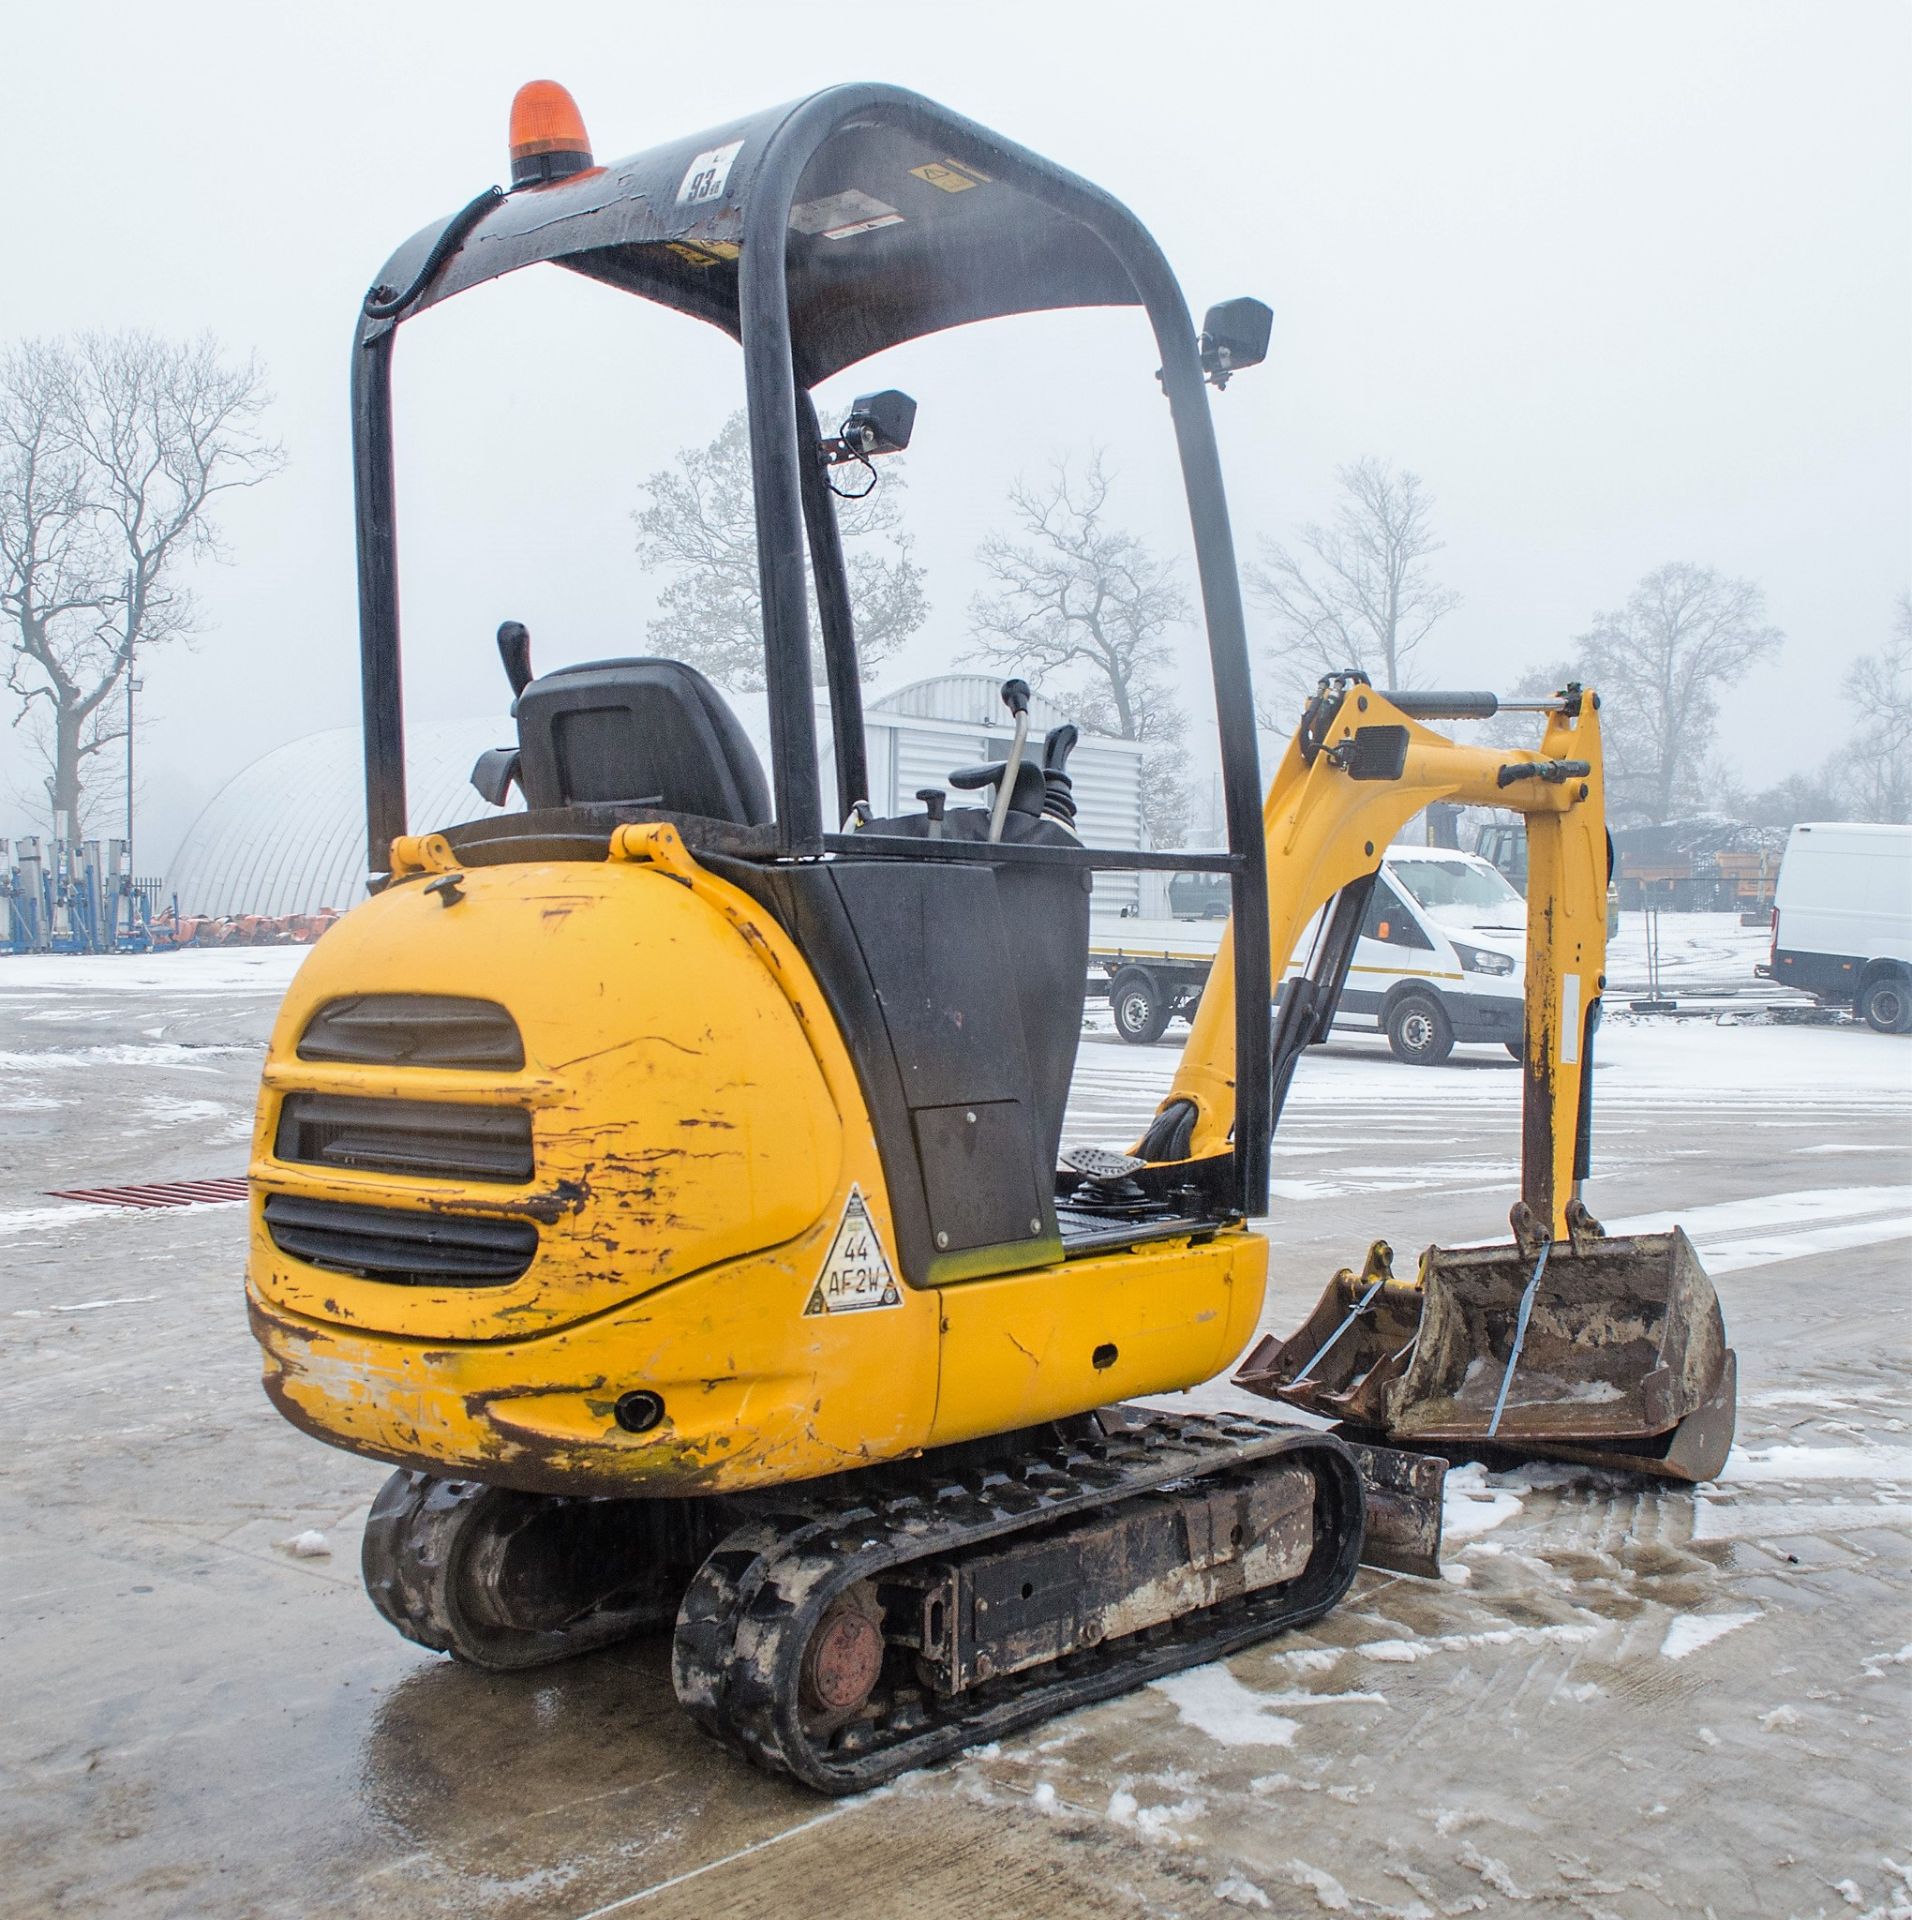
244,79,1733,1793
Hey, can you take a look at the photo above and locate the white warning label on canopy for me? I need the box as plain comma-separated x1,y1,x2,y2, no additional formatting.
803,1185,901,1316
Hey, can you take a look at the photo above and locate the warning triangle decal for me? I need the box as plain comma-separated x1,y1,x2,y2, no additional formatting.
802,1185,902,1316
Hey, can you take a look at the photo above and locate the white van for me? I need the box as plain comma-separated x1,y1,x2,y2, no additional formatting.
1765,822,1912,1032
1093,846,1527,1063
1330,847,1527,1063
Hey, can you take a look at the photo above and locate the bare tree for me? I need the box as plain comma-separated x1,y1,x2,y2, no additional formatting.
633,409,926,690
965,450,1191,844
1569,563,1783,825
1248,457,1460,715
1,332,284,838
1843,594,1912,822
1742,766,1853,831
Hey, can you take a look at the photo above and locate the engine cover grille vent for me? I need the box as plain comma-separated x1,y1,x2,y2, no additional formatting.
275,1093,533,1183
263,1194,537,1286
297,995,524,1071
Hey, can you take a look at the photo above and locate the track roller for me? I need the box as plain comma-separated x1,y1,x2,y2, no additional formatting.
671,1410,1368,1794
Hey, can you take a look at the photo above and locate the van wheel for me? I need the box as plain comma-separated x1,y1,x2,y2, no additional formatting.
1387,992,1455,1065
1110,968,1171,1046
1859,974,1911,1034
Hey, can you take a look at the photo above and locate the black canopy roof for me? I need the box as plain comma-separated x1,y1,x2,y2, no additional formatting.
358,84,1151,384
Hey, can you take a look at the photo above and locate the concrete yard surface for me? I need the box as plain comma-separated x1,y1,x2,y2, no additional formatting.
2,948,1909,1919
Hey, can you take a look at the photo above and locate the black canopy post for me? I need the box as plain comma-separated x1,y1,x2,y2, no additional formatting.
796,389,870,823
738,135,823,853
352,326,407,875
1127,262,1272,1213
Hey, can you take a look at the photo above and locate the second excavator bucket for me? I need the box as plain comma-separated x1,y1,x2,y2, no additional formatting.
1234,1242,1422,1429
1238,1228,1738,1484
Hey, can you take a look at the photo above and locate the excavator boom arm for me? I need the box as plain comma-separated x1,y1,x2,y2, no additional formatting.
1153,682,1609,1240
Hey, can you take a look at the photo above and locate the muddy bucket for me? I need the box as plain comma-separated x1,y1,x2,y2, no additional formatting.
1234,1243,1424,1430
1384,1228,1734,1477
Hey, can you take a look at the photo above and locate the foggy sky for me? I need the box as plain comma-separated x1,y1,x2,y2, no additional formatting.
2,1,1907,871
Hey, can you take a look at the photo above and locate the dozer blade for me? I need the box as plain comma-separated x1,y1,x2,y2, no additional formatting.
1389,1228,1731,1462
1332,1434,1447,1579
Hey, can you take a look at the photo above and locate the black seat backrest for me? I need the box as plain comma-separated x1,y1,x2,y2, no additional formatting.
512,658,772,824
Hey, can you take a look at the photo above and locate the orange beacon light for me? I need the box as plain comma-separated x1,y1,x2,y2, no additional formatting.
509,81,593,188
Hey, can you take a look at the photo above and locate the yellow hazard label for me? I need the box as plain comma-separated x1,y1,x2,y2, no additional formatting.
663,239,741,269
803,1185,902,1316
911,159,988,193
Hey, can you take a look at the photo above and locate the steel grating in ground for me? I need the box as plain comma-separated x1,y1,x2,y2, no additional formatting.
46,1177,250,1210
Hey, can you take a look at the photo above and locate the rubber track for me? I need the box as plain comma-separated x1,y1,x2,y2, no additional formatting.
671,1410,1366,1794
361,1469,684,1670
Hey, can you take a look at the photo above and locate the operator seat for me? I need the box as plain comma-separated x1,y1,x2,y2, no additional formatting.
510,657,772,824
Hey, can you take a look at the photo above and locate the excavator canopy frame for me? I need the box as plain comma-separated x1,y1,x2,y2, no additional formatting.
348,83,1276,1214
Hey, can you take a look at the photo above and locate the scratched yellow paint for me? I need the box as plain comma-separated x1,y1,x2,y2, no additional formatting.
246,825,1268,1495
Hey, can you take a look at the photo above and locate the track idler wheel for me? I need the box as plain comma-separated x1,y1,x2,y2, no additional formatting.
798,1583,887,1734
360,1469,695,1671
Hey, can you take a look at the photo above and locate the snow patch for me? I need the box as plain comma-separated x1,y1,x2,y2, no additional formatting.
1279,1648,1342,1674
1660,1609,1759,1661
1215,1876,1272,1910
17,1293,161,1313
282,1530,331,1558
1281,1860,1356,1913
1459,1842,1526,1899
1360,1623,1597,1665
1105,1786,1205,1841
1722,1444,1912,1486
1692,1498,1912,1542
1440,1462,1525,1541
1757,1704,1802,1731
1150,1668,1298,1747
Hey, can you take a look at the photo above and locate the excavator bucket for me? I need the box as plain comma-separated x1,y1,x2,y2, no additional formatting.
1237,1230,1738,1484
1390,1229,1736,1481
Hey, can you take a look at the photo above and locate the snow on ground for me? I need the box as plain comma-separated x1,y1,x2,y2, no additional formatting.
3,923,1909,1920
0,945,310,997
1603,908,1772,994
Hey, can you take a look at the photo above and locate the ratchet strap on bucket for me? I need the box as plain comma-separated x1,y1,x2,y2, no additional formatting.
1487,1238,1551,1438
1291,1274,1389,1388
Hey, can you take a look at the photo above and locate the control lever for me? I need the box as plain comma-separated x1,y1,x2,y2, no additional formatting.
915,787,947,840
988,679,1032,844
1041,724,1080,828
497,620,534,697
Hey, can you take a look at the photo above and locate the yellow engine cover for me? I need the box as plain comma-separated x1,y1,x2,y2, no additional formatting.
247,830,1267,1495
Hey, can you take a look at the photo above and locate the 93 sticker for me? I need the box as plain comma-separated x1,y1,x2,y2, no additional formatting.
678,140,743,207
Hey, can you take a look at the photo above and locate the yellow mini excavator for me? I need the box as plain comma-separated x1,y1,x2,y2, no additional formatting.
245,81,1733,1792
